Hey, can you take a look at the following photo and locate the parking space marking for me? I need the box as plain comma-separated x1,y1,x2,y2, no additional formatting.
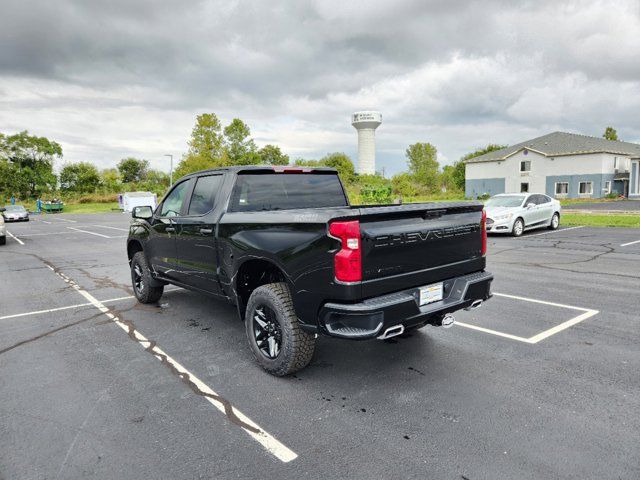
454,291,599,344
37,265,297,463
92,225,129,232
620,239,640,247
66,226,111,238
6,231,25,245
0,289,183,321
511,226,584,238
14,232,74,237
50,217,77,223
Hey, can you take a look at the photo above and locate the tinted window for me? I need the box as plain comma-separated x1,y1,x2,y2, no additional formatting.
485,195,525,207
188,175,222,216
230,173,348,212
538,195,551,204
160,180,191,217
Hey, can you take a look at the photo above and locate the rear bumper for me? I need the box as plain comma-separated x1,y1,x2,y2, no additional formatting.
318,271,493,339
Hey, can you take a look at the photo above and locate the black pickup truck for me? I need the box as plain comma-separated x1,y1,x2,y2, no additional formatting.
127,166,492,375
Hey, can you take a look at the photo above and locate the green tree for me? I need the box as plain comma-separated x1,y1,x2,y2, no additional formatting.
117,157,149,183
294,158,322,167
175,113,227,177
258,144,289,165
0,130,60,197
187,113,225,162
100,168,122,191
603,127,619,141
391,172,420,198
406,142,439,192
320,152,355,184
60,162,100,193
223,118,258,165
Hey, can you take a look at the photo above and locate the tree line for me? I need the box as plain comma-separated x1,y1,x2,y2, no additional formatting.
0,119,621,204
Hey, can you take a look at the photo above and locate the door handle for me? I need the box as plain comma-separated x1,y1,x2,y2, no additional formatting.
166,227,176,233
200,228,213,235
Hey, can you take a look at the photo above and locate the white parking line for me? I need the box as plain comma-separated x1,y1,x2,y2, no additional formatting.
51,217,77,223
512,225,584,238
620,239,640,247
29,268,298,463
0,289,184,321
6,231,25,245
454,291,599,344
66,226,111,238
92,225,129,232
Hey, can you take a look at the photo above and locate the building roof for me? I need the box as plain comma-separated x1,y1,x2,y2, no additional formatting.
465,131,640,163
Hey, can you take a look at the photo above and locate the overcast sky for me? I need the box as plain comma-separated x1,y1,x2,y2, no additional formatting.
1,0,639,175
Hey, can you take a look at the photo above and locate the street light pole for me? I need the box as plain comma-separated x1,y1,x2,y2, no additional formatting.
164,154,173,186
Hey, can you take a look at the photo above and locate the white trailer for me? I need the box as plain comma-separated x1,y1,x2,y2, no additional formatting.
119,192,157,212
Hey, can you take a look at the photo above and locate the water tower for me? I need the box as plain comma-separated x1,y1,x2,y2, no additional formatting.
351,111,382,175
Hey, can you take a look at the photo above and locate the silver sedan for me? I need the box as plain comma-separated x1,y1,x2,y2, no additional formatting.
2,205,30,222
484,193,561,237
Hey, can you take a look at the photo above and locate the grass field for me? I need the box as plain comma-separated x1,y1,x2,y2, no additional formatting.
562,213,640,228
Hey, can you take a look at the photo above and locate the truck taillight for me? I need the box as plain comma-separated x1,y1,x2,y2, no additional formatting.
329,220,362,282
481,208,487,256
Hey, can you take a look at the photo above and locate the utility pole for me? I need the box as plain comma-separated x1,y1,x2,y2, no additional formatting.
164,154,174,186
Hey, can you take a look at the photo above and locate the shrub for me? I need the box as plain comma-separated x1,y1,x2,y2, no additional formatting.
360,184,393,204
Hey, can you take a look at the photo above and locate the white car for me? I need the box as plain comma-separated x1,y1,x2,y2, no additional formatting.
484,193,561,237
0,208,6,245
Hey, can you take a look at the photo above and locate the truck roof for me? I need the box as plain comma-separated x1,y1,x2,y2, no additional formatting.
181,165,338,178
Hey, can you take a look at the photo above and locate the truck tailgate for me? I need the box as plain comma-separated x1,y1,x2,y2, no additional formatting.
357,203,485,297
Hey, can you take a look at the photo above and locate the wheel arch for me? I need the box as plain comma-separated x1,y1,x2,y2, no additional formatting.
234,258,291,321
127,239,144,265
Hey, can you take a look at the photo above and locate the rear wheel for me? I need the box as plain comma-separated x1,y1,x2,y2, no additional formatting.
0,236,5,245
512,218,524,237
245,283,315,376
548,212,560,230
131,251,164,304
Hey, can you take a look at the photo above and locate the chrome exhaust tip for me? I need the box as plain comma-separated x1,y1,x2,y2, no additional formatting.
465,299,483,311
441,314,455,328
377,324,405,340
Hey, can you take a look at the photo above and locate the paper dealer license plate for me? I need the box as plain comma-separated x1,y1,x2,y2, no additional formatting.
419,283,443,306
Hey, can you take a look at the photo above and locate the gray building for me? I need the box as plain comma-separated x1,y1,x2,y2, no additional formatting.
465,132,640,199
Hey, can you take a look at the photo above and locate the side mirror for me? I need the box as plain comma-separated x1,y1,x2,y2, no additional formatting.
132,205,153,220
526,203,535,209
0,207,5,212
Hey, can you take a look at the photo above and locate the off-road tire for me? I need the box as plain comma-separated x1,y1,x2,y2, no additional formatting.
512,218,524,237
131,251,164,304
245,282,315,376
548,212,560,230
0,236,5,245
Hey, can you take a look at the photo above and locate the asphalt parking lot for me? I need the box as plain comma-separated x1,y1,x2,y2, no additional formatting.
1,213,639,479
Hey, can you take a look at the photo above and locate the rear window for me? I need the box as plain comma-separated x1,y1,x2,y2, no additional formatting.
229,173,348,212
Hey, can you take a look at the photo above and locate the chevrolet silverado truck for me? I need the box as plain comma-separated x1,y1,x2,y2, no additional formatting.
127,166,492,375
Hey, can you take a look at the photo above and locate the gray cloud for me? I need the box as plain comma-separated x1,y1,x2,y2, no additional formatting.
1,0,639,175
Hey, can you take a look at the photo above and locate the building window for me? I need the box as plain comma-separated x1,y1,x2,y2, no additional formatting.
555,182,569,195
579,181,593,195
603,181,611,194
520,182,529,193
520,160,531,172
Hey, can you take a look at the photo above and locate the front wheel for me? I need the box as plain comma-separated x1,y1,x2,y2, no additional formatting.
131,251,164,304
548,212,560,230
245,283,315,376
512,218,524,237
0,236,5,245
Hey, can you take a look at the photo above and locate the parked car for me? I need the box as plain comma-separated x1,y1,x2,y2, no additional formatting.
0,208,5,245
127,166,493,375
2,205,29,222
484,193,561,237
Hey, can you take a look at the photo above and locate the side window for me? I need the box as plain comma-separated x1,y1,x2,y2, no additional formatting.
539,195,551,204
160,180,191,217
187,175,223,216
